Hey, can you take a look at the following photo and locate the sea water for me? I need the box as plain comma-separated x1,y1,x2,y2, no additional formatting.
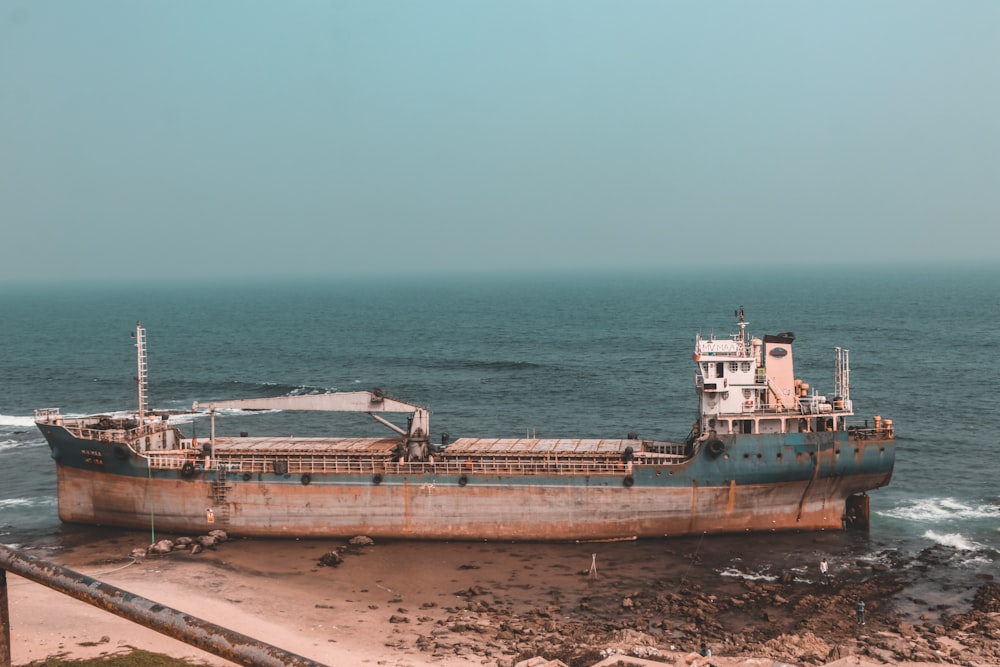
1,265,997,590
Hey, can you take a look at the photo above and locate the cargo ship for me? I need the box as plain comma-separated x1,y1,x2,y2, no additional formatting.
35,310,895,540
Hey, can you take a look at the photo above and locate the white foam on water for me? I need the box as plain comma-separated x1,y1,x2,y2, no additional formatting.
923,530,986,552
0,438,48,451
718,567,778,582
960,554,994,567
195,407,282,419
0,413,36,428
288,385,330,396
0,498,57,517
160,411,202,426
877,497,1000,523
0,498,34,509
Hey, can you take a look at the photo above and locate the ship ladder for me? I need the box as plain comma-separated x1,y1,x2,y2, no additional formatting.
766,379,786,412
211,471,233,526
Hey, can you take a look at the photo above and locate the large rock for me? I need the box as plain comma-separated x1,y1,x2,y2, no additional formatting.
148,539,174,554
318,549,344,567
196,534,218,548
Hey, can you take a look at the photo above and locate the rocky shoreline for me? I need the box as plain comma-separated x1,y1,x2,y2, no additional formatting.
325,543,998,667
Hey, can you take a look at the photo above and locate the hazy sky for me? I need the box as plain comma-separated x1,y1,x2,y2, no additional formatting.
2,2,997,284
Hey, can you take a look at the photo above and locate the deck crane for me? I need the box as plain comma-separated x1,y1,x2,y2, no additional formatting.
192,390,432,460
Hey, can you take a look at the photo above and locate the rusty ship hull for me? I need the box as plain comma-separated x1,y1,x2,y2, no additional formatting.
38,424,893,540
35,315,896,541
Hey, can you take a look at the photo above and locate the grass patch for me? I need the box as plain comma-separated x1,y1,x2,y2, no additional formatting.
24,648,208,666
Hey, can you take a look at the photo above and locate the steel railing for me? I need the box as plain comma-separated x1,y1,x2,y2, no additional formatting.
0,544,326,667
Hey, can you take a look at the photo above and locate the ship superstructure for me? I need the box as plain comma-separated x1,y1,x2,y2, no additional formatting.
692,308,886,446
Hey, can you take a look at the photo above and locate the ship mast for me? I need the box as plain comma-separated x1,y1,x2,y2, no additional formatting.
835,346,851,411
734,305,749,355
134,322,148,420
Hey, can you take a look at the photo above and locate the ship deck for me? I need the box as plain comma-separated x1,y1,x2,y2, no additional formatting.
144,435,690,476
211,436,400,455
204,435,687,459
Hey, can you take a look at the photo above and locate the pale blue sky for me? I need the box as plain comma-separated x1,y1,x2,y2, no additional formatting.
2,2,998,284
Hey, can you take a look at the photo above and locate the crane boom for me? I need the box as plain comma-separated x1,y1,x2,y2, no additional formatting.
192,391,431,455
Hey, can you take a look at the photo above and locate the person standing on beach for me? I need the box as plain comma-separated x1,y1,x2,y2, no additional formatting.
856,600,866,625
819,558,829,583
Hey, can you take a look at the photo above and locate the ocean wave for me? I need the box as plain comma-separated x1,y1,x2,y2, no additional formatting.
1,437,49,450
153,411,204,426
0,496,56,510
877,497,1000,523
0,498,35,509
923,530,988,552
0,413,36,428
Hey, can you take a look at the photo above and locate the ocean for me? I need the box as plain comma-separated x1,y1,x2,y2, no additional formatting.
2,265,998,611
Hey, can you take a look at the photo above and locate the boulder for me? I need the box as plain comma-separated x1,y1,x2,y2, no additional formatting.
148,539,174,554
318,550,344,567
196,534,218,548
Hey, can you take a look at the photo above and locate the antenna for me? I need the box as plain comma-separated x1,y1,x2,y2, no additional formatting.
135,322,148,420
734,306,749,353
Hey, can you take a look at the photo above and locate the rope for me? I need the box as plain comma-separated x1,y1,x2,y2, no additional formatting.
4,558,138,585
680,531,706,583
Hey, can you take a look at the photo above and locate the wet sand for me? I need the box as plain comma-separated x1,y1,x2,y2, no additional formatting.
6,530,998,666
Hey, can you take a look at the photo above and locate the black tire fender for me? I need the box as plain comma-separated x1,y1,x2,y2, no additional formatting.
706,439,726,458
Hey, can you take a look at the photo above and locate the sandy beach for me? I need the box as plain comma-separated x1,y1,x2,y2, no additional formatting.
8,535,492,666
6,531,999,667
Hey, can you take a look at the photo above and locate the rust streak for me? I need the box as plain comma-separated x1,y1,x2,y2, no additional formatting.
796,442,822,522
